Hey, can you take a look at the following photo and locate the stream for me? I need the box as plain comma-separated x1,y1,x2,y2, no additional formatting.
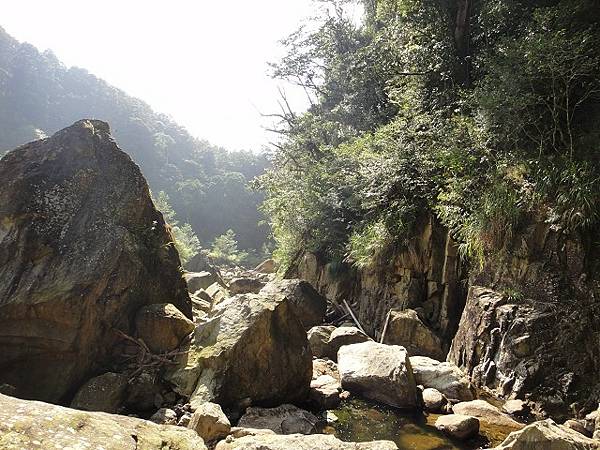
321,399,512,450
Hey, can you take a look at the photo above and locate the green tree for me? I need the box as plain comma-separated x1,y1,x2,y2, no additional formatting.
208,229,248,267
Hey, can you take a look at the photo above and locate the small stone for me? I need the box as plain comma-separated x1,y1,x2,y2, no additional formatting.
150,408,177,425
422,388,446,412
188,402,231,442
435,414,480,440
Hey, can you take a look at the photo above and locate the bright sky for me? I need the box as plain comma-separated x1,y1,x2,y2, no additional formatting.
0,1,327,151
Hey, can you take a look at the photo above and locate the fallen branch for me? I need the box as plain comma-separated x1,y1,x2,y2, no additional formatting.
342,299,367,336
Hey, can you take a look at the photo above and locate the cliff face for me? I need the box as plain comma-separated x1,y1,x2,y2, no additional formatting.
295,216,600,418
296,216,468,353
449,221,600,419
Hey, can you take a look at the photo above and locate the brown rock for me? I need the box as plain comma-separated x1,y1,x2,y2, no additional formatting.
136,303,195,353
189,402,231,442
493,419,600,450
422,387,446,412
254,259,277,274
453,399,524,430
229,277,266,295
186,271,219,293
308,325,336,357
327,326,372,361
382,309,445,360
0,120,191,402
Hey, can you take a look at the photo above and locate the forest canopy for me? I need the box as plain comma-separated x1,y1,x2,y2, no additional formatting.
259,0,600,270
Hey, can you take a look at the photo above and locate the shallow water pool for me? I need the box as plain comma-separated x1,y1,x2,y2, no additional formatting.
322,399,511,450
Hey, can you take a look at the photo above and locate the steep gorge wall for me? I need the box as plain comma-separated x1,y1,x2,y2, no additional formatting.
294,216,600,418
295,216,468,351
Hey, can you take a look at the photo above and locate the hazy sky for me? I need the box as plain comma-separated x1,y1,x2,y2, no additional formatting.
1,1,327,151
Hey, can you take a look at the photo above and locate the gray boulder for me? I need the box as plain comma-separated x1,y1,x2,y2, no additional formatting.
409,356,474,401
338,341,418,409
435,414,480,440
493,419,600,450
70,372,128,413
237,404,319,435
382,309,445,360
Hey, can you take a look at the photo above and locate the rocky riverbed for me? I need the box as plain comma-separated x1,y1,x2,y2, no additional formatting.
0,121,599,450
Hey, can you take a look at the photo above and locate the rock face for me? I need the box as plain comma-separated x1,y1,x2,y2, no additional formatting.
259,279,327,330
255,259,277,274
338,341,418,409
493,419,600,450
0,120,191,402
294,216,467,344
167,293,312,409
0,393,206,449
409,356,474,401
215,433,398,450
448,219,600,418
70,372,128,413
135,303,195,353
237,404,319,435
382,309,445,360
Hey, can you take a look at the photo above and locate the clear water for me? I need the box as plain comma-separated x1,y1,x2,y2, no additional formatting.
322,399,512,450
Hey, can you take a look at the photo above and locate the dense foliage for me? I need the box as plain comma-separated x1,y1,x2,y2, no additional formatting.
0,27,270,253
260,0,600,270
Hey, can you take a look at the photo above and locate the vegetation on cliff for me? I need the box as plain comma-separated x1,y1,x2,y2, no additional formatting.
259,0,600,270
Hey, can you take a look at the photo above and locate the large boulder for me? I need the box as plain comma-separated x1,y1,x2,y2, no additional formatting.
254,259,277,274
493,419,600,450
167,293,312,409
382,309,445,360
0,393,206,449
338,341,418,409
135,303,195,353
453,399,524,430
409,356,474,401
215,433,398,450
0,120,191,402
70,372,128,413
237,404,319,435
186,271,220,293
260,279,327,330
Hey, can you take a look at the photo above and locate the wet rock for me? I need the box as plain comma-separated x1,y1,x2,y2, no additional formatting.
435,414,480,440
70,372,128,413
215,433,398,449
310,374,342,409
260,279,327,330
308,325,336,357
167,293,312,409
0,393,206,449
189,401,231,443
338,341,418,409
186,271,220,293
135,303,195,353
237,404,319,435
0,120,191,402
382,309,445,360
453,399,524,430
327,326,372,361
150,408,178,425
229,277,266,295
409,356,474,401
422,387,446,412
493,419,599,449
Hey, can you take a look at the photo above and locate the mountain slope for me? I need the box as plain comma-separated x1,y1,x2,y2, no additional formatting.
0,26,269,251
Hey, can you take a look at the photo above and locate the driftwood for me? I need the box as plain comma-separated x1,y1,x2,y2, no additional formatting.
342,299,368,336
379,309,392,343
115,330,190,380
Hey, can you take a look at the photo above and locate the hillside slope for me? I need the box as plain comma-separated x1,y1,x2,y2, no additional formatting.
0,26,268,251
